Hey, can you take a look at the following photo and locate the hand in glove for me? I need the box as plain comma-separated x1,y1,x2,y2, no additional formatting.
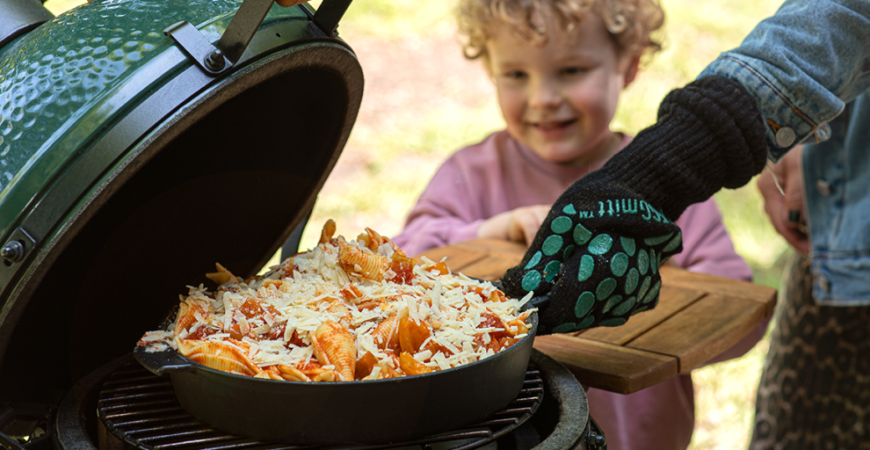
502,75,769,334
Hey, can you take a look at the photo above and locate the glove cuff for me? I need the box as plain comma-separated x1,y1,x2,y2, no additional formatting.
598,75,768,220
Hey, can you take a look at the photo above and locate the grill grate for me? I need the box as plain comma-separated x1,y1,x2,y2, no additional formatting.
97,362,544,450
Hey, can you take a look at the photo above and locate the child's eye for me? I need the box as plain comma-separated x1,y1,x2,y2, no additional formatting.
503,70,527,80
561,67,587,76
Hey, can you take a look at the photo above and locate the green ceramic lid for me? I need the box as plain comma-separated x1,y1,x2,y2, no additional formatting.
0,0,363,395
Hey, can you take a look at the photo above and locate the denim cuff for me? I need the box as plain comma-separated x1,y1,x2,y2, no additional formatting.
811,255,870,307
700,55,845,161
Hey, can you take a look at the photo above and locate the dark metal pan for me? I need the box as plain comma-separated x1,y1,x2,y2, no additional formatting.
134,296,544,445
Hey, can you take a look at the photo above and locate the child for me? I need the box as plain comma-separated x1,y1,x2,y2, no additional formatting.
391,0,765,448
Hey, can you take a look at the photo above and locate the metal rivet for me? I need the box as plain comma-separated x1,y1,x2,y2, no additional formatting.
205,49,225,71
816,179,832,196
1,240,25,263
775,127,796,147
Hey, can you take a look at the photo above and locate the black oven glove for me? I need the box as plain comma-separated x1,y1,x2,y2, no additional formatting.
502,75,768,335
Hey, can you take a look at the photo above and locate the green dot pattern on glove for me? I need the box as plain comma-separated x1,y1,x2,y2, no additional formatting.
637,276,651,302
611,252,628,277
602,294,622,313
577,315,595,329
621,237,636,257
642,280,662,304
577,255,595,282
599,317,627,327
613,296,637,316
625,268,639,294
644,233,673,246
543,235,563,256
596,277,617,300
650,249,658,274
656,251,662,270
522,270,541,292
588,234,613,255
575,291,595,318
638,249,649,275
551,216,573,234
544,260,561,282
552,322,577,333
663,232,682,253
633,306,649,315
573,224,592,245
563,204,576,215
564,244,575,259
524,251,542,270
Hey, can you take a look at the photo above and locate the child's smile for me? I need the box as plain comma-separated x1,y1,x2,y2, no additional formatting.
486,14,638,167
528,117,578,140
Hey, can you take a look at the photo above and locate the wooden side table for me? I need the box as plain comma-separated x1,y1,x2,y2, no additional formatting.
415,239,777,394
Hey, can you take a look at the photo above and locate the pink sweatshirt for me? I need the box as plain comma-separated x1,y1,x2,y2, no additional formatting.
393,130,764,450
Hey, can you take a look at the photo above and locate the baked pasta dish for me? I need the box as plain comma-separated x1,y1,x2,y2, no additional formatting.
137,220,535,382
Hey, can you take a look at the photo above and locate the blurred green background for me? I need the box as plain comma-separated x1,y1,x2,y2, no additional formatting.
43,0,793,447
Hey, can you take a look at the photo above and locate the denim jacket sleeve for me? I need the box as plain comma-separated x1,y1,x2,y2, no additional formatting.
699,0,870,160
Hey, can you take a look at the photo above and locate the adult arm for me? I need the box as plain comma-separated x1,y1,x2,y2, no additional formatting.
700,0,870,159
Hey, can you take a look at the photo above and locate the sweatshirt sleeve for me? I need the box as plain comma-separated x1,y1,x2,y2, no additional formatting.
673,198,767,365
391,156,485,257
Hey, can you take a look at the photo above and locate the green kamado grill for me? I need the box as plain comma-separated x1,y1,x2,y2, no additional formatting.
0,0,360,413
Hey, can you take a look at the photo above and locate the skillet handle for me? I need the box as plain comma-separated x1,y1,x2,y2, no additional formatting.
134,345,196,376
528,295,550,309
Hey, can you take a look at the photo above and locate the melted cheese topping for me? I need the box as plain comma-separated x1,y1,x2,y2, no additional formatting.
139,231,534,381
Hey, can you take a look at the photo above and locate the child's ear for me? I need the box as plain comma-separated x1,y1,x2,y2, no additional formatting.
623,55,641,88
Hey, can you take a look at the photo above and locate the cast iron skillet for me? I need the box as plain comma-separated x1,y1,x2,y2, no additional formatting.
134,286,548,445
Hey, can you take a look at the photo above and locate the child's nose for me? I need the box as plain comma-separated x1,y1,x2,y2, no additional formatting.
528,79,561,109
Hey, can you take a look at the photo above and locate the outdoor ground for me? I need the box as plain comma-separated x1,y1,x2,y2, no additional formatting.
43,0,795,447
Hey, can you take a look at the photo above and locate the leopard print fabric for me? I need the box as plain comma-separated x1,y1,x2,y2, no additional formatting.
751,254,870,449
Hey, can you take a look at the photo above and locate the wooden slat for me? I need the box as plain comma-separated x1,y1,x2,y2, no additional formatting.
414,246,489,272
456,254,524,282
627,293,767,373
452,239,526,257
534,334,678,394
660,266,777,315
578,286,705,346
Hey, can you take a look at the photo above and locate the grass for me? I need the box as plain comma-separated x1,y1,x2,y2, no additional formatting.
47,0,792,447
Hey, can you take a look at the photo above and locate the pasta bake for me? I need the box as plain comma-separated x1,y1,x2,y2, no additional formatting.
137,220,535,382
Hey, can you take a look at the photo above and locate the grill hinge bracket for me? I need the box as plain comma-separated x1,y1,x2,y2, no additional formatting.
164,0,276,76
1,228,36,267
163,21,232,76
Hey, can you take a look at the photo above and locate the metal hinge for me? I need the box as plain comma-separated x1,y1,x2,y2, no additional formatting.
164,0,352,76
1,228,36,267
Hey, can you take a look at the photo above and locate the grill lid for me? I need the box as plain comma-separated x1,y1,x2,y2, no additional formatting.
0,0,363,402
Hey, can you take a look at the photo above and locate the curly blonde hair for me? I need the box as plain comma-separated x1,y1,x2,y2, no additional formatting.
457,0,664,61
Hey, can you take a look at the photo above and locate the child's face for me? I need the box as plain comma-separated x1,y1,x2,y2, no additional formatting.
486,14,638,166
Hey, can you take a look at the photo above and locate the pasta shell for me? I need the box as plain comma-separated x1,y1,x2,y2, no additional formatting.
310,321,356,381
177,340,261,376
372,314,400,351
277,364,311,382
320,219,337,244
338,242,390,281
205,262,238,286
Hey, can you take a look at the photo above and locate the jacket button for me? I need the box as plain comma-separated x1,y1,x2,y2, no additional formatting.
775,127,796,147
817,123,831,141
816,179,832,196
819,276,831,293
